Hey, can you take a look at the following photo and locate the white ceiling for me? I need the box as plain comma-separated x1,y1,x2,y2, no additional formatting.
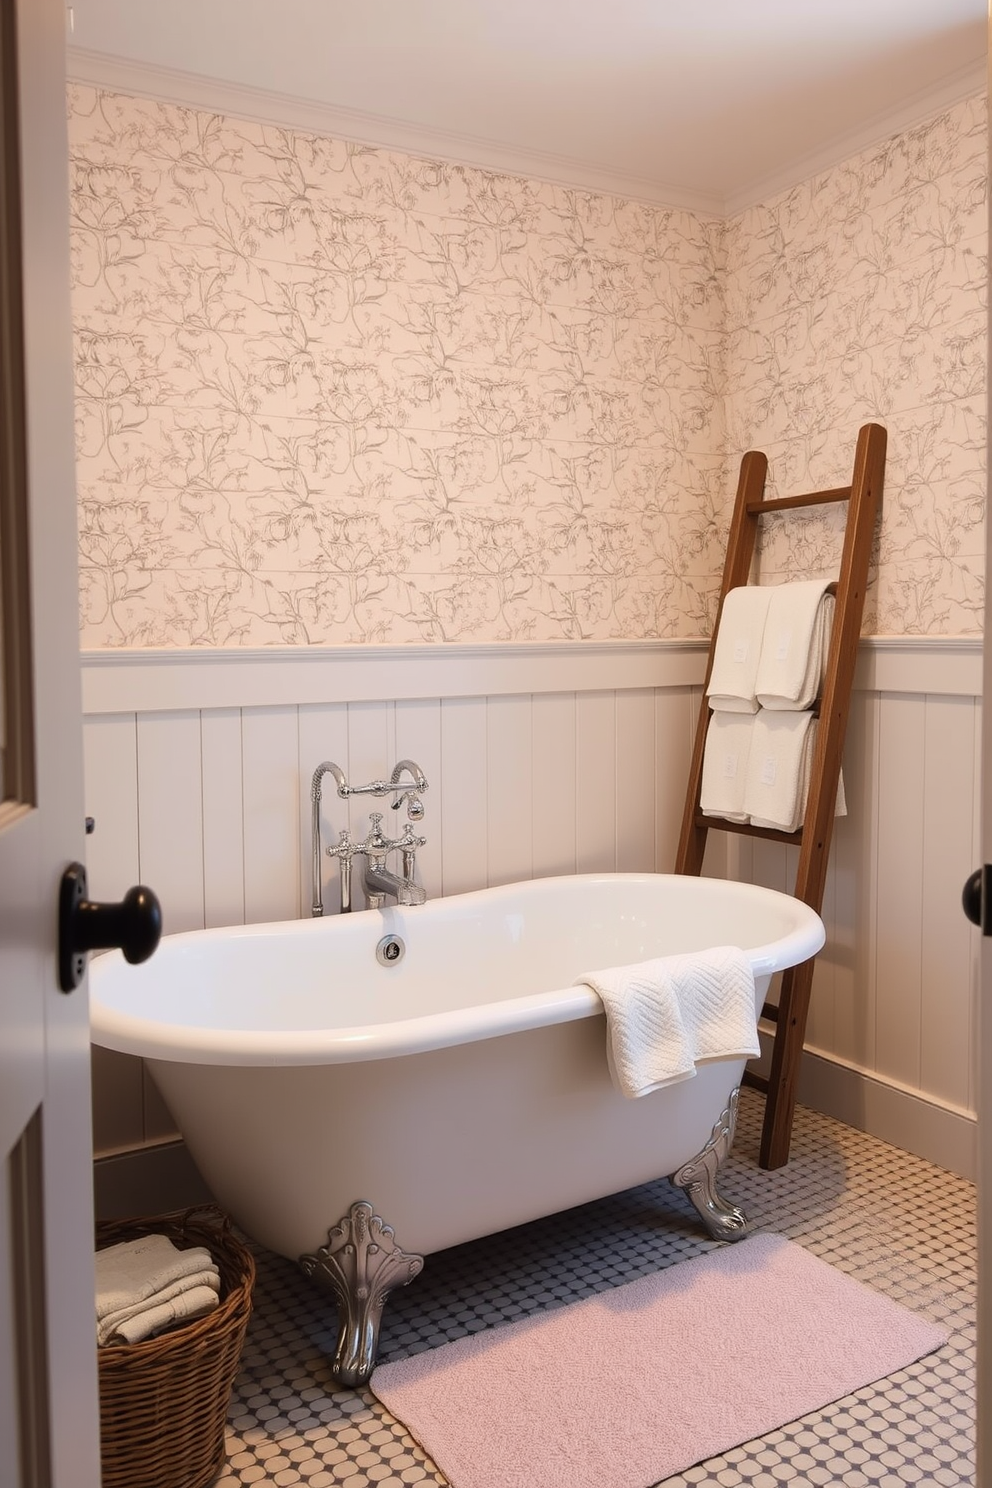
66,0,988,215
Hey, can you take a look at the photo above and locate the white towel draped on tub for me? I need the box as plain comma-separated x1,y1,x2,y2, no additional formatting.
576,947,758,1099
706,586,773,713
96,1233,221,1345
755,579,834,710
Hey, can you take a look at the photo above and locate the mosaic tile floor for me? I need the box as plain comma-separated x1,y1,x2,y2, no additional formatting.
213,1090,976,1486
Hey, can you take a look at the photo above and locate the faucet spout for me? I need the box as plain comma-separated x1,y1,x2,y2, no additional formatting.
361,862,427,907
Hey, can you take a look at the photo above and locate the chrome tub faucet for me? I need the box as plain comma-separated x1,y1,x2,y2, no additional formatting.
358,813,427,909
310,761,429,916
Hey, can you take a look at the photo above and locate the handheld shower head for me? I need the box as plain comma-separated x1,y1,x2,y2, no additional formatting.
389,759,428,819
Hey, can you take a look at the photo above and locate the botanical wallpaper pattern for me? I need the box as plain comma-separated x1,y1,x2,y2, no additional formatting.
67,85,986,646
725,92,987,636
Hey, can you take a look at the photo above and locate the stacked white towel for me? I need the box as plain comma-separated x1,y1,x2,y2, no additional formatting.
95,1233,221,1345
699,712,753,821
755,579,834,710
576,947,758,1099
700,576,847,830
743,710,815,832
705,586,773,713
742,712,846,831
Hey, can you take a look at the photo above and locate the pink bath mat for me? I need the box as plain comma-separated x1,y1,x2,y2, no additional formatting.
371,1232,946,1488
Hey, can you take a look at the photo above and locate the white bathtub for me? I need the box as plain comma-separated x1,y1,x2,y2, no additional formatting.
90,872,824,1384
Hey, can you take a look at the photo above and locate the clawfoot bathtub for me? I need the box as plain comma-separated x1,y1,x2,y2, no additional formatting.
90,872,824,1385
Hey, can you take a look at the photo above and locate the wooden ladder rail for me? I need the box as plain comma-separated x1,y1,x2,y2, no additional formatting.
674,422,887,1169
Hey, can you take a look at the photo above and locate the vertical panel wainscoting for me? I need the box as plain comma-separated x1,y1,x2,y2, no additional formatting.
82,641,709,1160
81,638,982,1179
731,641,982,1179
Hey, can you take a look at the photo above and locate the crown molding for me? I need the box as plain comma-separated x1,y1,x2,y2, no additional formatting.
63,47,725,215
66,46,986,220
724,58,987,216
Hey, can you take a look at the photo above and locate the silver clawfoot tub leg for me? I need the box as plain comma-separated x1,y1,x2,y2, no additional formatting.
300,1200,424,1387
669,1087,749,1241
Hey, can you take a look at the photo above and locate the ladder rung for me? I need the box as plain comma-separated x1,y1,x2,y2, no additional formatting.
746,486,851,513
742,1069,769,1093
759,1001,779,1023
693,813,803,846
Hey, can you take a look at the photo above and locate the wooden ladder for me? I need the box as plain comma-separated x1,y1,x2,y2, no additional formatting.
674,422,887,1169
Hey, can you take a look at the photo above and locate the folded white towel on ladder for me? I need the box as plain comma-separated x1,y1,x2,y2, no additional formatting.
699,711,754,822
743,710,846,831
95,1233,221,1345
576,947,758,1099
743,710,815,831
706,586,773,713
755,579,834,710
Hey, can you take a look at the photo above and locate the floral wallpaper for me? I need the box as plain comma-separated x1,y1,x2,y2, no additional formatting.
67,86,727,646
725,93,987,635
67,85,986,647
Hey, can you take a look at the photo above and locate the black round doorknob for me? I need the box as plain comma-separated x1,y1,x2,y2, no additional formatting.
75,882,162,961
58,862,162,992
962,868,983,928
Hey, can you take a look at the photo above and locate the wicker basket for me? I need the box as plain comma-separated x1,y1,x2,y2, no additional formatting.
96,1206,255,1488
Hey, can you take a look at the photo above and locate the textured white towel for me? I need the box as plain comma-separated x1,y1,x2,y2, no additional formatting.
755,579,834,710
577,947,758,1099
706,586,773,713
105,1285,220,1346
699,712,754,822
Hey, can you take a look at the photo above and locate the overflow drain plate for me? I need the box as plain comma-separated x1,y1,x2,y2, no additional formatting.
375,934,405,966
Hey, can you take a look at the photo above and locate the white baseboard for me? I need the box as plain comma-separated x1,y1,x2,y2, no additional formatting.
752,1026,976,1180
796,1050,976,1182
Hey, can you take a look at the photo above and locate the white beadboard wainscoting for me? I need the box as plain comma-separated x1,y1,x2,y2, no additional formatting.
82,637,982,1185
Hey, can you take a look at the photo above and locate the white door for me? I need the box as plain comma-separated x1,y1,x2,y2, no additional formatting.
976,23,992,1476
979,533,992,1465
0,0,101,1482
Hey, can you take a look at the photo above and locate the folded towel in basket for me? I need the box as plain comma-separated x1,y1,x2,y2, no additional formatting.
699,711,754,822
576,947,758,1099
97,1265,222,1345
755,579,834,710
96,1233,221,1345
102,1284,222,1346
706,586,773,713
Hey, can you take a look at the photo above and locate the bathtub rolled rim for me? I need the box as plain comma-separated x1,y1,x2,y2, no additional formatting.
88,872,825,1067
